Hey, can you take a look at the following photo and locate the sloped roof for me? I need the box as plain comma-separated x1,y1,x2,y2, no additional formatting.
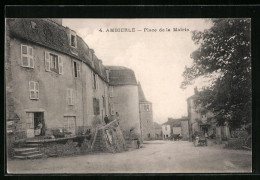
7,18,107,82
106,66,138,86
138,82,151,103
162,118,188,127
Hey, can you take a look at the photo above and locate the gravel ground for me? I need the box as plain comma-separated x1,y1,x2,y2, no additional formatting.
7,140,252,174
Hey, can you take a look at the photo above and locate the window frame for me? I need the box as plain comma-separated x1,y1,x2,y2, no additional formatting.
73,61,80,78
29,81,39,100
93,98,100,115
70,31,77,48
21,44,34,68
45,51,63,74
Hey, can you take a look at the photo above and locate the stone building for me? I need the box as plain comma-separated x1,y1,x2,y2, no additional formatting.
187,88,230,142
5,18,144,142
138,82,155,140
162,118,189,140
105,66,141,139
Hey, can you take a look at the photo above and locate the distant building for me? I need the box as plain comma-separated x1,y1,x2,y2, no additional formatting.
153,122,163,140
162,118,189,140
187,88,230,142
138,82,155,140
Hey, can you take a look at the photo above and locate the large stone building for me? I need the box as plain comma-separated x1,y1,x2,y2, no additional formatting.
5,18,151,142
138,82,155,140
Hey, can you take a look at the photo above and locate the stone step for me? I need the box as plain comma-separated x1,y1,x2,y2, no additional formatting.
13,148,38,152
20,150,40,156
13,155,28,159
13,153,43,160
27,153,43,159
23,144,40,147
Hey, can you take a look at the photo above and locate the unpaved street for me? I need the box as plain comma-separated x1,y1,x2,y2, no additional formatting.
7,140,252,174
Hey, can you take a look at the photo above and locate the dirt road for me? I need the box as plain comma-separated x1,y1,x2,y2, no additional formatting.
7,140,252,174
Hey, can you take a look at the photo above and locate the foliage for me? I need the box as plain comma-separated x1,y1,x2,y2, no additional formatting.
181,19,251,129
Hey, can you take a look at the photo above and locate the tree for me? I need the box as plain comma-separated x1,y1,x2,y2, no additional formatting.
181,19,251,129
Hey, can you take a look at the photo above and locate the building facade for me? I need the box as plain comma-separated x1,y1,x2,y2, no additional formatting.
162,118,189,140
187,88,230,142
5,18,144,141
138,83,155,140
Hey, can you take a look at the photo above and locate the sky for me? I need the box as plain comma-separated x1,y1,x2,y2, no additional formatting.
62,19,212,124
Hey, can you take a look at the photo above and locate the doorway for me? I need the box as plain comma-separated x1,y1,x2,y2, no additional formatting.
26,112,45,138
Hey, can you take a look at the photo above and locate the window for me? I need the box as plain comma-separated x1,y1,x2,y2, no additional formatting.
102,96,106,108
109,86,113,97
45,51,63,74
73,61,80,78
29,81,39,99
70,31,77,48
67,89,75,105
21,45,34,68
91,72,99,89
110,103,115,115
93,98,100,115
50,54,58,73
64,116,76,135
144,104,150,112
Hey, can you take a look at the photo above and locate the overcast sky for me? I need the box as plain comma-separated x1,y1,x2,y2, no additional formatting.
63,19,212,124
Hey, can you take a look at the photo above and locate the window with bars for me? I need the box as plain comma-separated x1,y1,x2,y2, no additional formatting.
21,45,34,68
29,81,39,99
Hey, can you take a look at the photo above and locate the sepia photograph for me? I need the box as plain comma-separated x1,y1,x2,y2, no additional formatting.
5,17,252,174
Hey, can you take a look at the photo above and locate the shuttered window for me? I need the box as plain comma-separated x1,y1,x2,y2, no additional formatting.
21,45,34,68
92,72,98,89
67,89,75,105
93,98,100,115
29,81,39,99
73,61,80,77
45,51,63,74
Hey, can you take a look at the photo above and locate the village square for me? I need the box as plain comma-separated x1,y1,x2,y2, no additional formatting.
5,18,252,173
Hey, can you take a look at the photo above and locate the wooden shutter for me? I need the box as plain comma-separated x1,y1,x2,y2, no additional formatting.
35,82,39,99
21,45,29,67
28,46,34,68
45,51,50,71
29,81,35,99
58,56,63,74
95,75,99,89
